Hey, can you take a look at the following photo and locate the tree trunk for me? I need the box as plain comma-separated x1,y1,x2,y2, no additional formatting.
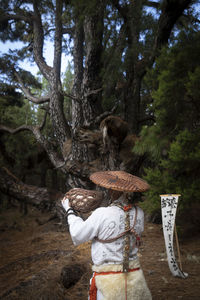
81,1,104,126
113,0,192,133
49,88,71,147
0,167,64,216
124,77,141,133
66,0,105,188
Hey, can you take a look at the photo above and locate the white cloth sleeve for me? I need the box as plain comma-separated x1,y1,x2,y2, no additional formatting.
67,209,102,246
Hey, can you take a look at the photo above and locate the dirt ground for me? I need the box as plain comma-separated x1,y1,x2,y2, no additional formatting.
0,205,200,300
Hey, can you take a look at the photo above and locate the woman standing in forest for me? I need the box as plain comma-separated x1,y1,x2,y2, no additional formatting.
62,170,152,300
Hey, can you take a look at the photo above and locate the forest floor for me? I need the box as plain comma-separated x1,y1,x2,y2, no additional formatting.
0,204,200,300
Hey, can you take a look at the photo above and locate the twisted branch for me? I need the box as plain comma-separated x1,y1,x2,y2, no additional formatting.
14,72,50,104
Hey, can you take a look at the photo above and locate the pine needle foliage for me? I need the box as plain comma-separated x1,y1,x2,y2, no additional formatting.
135,29,200,220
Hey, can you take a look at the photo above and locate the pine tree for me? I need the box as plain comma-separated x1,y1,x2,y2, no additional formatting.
134,29,200,222
0,0,197,207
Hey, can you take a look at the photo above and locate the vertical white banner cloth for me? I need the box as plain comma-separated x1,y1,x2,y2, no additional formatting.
160,194,188,278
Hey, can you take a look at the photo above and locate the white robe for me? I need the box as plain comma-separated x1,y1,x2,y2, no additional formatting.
68,198,144,265
67,198,152,299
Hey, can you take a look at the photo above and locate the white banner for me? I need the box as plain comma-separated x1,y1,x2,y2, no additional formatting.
160,194,188,278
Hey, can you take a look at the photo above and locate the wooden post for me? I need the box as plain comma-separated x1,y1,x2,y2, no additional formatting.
174,223,182,271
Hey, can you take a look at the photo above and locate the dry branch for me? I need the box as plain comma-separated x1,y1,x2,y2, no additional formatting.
0,167,64,210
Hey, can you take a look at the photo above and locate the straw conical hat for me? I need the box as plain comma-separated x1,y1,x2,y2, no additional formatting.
90,170,150,193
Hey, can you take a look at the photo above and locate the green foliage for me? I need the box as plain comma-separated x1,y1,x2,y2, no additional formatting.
140,168,165,216
135,29,200,219
0,98,39,178
133,124,169,161
142,130,200,217
0,65,72,189
0,83,23,107
0,53,42,92
152,30,200,133
18,69,42,89
0,72,50,183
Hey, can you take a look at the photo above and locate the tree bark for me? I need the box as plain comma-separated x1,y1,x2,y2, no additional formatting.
81,1,104,126
0,167,64,214
67,0,106,187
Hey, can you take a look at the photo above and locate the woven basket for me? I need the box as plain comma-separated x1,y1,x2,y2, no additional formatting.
63,188,103,213
90,170,150,193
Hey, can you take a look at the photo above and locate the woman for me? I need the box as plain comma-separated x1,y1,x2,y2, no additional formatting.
62,170,152,300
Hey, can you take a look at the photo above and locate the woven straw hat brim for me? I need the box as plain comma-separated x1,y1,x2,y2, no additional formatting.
90,171,150,193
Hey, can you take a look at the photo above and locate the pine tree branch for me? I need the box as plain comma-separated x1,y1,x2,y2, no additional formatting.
2,13,33,23
94,100,119,125
0,167,64,209
182,13,200,24
62,91,81,102
0,124,33,134
62,27,74,35
145,1,160,9
0,121,91,178
0,124,65,170
2,4,53,81
32,0,53,80
81,100,119,128
104,23,126,76
137,0,193,78
14,72,50,104
153,0,193,57
39,111,48,130
85,88,102,97
53,0,63,75
111,0,128,22
138,115,156,124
